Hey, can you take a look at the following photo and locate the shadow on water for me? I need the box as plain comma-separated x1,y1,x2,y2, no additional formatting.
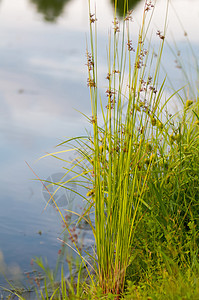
29,0,71,22
111,0,142,17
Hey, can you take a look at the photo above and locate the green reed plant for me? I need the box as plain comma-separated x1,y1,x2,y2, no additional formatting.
39,0,174,297
1,1,199,299
72,0,172,296
21,0,199,298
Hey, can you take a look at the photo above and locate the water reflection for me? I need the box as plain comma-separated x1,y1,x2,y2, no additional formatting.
30,0,71,22
29,0,142,23
0,251,23,283
111,0,141,17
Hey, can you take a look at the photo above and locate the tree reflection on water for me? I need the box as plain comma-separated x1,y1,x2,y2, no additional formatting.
111,0,141,17
30,0,71,22
29,0,142,23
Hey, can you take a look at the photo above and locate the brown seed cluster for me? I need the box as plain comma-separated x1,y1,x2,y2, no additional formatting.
90,115,97,124
90,13,97,24
149,85,157,94
127,40,135,52
87,78,96,88
106,88,116,98
86,51,96,88
86,51,94,71
106,70,120,81
106,73,111,80
156,30,165,40
69,226,78,244
147,76,152,85
135,59,144,69
135,49,148,69
144,0,154,12
140,79,147,92
105,88,116,109
113,17,120,33
124,9,133,22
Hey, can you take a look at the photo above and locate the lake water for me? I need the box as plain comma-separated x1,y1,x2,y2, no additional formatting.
0,0,199,293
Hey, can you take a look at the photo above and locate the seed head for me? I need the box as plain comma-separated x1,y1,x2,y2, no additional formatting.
124,10,133,21
186,99,193,108
195,120,199,126
86,51,94,71
156,30,165,40
127,40,135,52
151,117,156,126
90,13,97,24
157,121,163,130
87,78,96,88
113,17,120,33
90,115,97,124
86,189,95,197
106,73,111,80
145,1,154,12
105,88,116,99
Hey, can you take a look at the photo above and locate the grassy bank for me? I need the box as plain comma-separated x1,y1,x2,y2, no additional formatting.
3,0,199,299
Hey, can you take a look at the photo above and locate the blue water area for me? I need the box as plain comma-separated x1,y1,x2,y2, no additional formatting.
0,0,199,294
0,0,94,289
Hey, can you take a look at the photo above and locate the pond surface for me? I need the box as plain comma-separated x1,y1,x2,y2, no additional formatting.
0,0,199,292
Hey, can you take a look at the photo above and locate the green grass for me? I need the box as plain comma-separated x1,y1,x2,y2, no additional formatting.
2,0,199,299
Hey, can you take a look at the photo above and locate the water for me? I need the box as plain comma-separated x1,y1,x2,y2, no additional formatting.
0,0,199,292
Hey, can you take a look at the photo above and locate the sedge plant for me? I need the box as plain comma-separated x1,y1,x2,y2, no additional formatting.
39,0,174,297
14,0,198,298
1,0,199,299
82,0,174,296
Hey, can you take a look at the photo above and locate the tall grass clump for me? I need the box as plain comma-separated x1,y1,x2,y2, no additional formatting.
84,0,168,296
45,0,173,296
14,0,199,298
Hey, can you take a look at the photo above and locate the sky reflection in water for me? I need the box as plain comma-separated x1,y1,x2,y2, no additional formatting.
0,0,199,288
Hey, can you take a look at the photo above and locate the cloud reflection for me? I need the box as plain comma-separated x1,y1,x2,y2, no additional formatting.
0,250,23,281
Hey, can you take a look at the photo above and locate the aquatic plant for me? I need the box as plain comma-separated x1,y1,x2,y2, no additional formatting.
3,0,199,298
34,0,199,297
